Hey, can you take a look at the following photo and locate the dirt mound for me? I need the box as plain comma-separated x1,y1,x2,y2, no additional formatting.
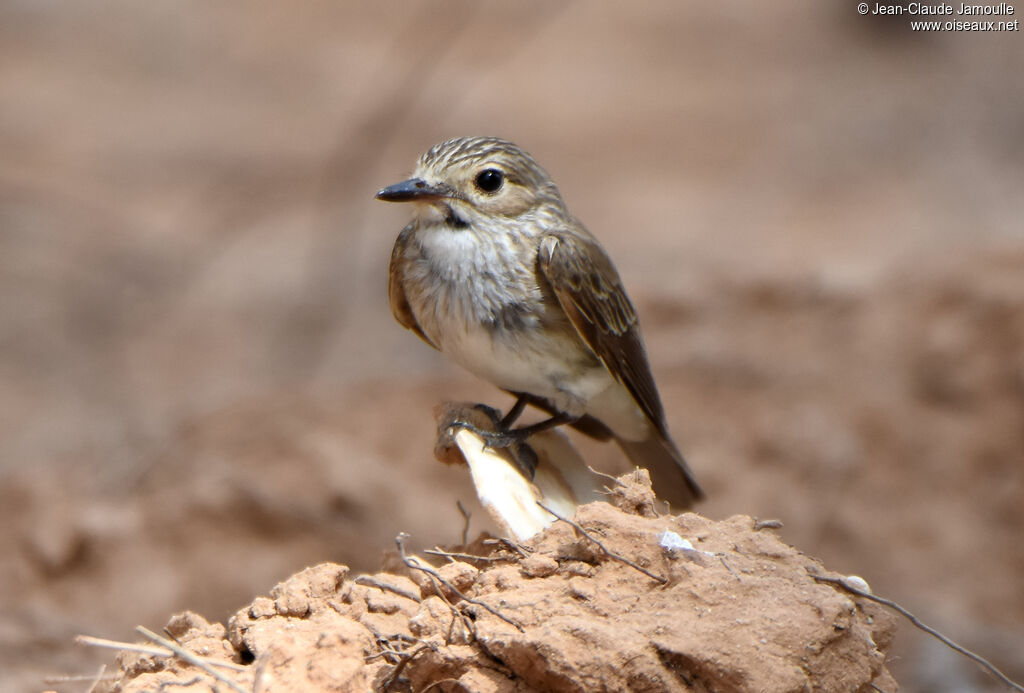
107,474,897,692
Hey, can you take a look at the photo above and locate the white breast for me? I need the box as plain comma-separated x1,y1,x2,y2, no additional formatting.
401,221,650,438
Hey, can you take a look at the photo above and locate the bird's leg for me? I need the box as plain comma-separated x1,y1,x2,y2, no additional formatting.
498,394,530,429
447,395,575,478
441,400,540,479
503,411,577,441
452,410,577,449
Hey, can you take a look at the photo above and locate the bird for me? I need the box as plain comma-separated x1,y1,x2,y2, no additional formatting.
376,136,703,509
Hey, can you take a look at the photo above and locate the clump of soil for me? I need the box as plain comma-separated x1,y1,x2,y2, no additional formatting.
106,473,897,692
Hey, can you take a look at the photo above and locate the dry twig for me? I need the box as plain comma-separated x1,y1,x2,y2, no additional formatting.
44,665,114,691
424,547,501,564
483,536,530,558
135,626,249,693
363,625,423,667
812,573,1024,693
75,635,247,673
537,502,668,585
381,642,435,690
396,533,524,632
718,555,742,582
456,500,471,547
585,464,625,488
421,677,471,692
355,574,422,602
367,634,430,665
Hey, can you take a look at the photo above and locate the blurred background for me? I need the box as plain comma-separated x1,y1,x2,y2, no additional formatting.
1,1,1022,690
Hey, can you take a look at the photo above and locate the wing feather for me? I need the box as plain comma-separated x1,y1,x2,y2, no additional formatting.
389,224,439,350
538,232,668,435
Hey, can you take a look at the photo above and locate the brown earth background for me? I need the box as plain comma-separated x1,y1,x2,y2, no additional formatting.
1,2,1022,691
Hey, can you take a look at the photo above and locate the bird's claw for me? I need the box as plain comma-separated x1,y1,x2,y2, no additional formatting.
447,419,523,449
447,418,538,480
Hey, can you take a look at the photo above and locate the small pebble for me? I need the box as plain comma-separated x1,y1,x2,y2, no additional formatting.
521,554,559,578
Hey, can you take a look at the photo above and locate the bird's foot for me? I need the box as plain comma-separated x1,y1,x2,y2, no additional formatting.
448,419,529,449
447,412,539,479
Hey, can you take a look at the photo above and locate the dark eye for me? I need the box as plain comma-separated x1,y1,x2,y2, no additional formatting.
474,168,504,194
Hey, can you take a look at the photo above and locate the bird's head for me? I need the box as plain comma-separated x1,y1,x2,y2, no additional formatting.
376,136,565,228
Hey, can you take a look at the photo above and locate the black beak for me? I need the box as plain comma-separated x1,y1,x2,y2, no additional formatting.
375,178,453,202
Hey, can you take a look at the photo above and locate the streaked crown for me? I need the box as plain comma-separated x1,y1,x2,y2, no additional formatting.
414,136,566,219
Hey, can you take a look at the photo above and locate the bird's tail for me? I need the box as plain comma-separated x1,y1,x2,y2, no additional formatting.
615,432,704,510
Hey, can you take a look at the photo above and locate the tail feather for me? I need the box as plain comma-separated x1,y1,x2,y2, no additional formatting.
615,433,704,510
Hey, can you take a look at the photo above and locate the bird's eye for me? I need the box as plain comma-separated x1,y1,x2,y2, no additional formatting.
474,168,504,194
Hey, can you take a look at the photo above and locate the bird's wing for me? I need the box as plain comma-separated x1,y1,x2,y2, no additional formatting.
538,231,667,434
389,225,439,350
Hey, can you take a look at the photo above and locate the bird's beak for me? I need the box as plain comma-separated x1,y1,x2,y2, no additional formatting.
375,178,453,203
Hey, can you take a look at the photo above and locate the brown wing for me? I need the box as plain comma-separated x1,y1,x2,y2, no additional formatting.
389,225,439,350
538,231,668,435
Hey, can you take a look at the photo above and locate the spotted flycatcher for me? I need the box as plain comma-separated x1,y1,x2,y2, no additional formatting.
377,136,703,508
